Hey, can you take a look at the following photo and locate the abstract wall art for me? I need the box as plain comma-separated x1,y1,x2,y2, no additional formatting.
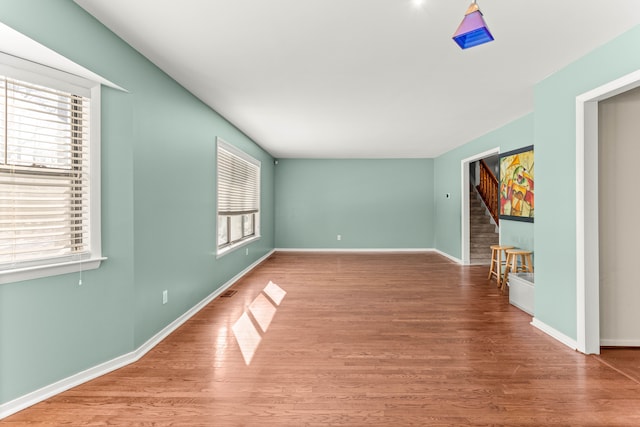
499,145,534,222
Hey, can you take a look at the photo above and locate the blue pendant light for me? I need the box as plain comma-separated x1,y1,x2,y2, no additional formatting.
452,1,494,49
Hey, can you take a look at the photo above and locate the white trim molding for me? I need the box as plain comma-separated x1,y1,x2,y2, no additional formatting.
0,257,106,285
0,23,125,91
275,248,462,264
460,147,500,265
0,351,134,421
431,249,463,264
275,248,433,253
0,250,275,420
575,68,640,354
531,318,578,351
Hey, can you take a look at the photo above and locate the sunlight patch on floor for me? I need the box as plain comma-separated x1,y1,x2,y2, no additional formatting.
231,281,286,365
264,281,287,305
231,312,261,365
249,293,277,333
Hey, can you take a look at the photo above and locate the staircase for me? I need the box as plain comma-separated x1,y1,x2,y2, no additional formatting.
470,186,499,264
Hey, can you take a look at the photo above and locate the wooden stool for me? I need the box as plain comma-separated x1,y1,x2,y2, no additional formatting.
488,245,514,288
501,249,533,292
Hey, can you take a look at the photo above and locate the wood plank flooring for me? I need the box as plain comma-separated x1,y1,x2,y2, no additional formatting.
597,348,640,385
3,252,640,426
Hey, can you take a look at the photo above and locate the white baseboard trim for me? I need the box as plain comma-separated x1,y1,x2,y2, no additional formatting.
531,318,578,351
0,350,135,420
0,249,275,420
600,338,640,347
274,247,434,253
274,248,462,263
430,249,463,264
274,248,463,264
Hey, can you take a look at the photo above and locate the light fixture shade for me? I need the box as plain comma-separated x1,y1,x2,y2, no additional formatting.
452,3,494,49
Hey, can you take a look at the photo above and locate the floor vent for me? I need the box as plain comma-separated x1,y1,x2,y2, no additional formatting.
220,290,238,298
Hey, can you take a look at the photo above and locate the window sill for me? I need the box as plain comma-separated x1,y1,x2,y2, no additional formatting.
216,236,260,259
0,257,107,285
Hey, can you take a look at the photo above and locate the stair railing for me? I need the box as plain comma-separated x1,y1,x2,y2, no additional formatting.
477,160,499,225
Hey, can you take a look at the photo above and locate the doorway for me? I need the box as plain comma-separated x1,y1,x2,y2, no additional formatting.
460,148,500,265
595,84,640,382
577,68,640,354
598,86,640,348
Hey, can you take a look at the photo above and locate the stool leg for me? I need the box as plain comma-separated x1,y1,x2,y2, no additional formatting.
496,250,505,288
497,255,503,288
516,254,526,273
498,253,505,288
488,249,497,280
498,250,509,287
500,265,508,293
524,254,533,272
501,253,514,292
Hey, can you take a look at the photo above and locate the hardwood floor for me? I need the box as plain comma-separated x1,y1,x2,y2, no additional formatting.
597,348,640,385
4,252,640,426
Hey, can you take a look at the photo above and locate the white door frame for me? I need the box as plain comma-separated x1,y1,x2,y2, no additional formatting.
576,68,640,354
461,147,500,265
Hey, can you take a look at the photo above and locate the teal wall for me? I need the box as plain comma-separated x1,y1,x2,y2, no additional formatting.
0,0,274,404
533,25,640,339
275,159,434,249
433,114,535,259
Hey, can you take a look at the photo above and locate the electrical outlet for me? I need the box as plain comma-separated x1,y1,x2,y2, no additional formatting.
337,234,341,241
162,290,168,305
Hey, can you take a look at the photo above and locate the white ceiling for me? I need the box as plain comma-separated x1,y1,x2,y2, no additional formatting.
74,0,640,158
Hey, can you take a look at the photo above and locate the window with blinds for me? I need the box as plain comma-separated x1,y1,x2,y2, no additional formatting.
0,76,91,268
217,138,260,254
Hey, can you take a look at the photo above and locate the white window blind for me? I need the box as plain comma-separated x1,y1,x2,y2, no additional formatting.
218,146,259,215
0,76,91,267
217,138,260,253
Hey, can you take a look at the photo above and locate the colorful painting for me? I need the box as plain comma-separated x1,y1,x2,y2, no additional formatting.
499,146,534,222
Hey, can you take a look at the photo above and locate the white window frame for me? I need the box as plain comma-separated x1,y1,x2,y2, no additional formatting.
0,53,104,285
216,138,261,257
